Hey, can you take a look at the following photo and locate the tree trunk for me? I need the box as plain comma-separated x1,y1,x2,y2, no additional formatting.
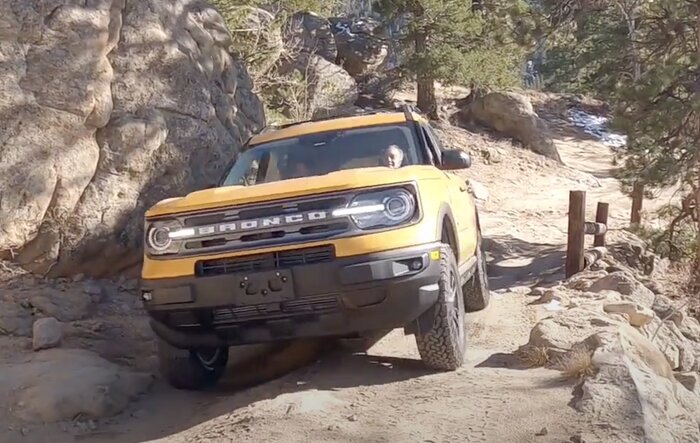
630,181,644,227
414,30,438,119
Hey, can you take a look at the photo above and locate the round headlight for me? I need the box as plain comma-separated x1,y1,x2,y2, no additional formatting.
384,193,412,221
148,226,172,251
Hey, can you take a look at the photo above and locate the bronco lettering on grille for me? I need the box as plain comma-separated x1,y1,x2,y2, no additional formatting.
193,211,329,237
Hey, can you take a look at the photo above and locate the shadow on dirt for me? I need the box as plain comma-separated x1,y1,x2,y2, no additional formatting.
95,343,433,443
475,352,530,370
482,234,565,291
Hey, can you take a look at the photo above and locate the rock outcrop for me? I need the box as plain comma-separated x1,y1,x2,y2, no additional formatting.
521,238,700,442
0,0,265,277
330,17,388,77
283,11,337,62
459,90,562,163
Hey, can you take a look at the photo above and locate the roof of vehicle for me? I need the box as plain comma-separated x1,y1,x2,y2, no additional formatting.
248,107,427,146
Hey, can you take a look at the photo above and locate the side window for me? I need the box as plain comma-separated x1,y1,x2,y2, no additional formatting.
420,125,442,165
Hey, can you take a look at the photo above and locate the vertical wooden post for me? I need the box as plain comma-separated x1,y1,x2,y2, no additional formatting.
566,191,586,278
594,202,609,247
630,182,644,226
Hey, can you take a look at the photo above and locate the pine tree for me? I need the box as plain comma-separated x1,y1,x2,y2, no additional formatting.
375,0,534,118
542,0,700,279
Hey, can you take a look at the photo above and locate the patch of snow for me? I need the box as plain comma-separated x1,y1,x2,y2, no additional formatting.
567,109,627,149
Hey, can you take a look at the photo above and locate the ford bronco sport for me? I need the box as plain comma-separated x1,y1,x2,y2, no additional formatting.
141,105,490,390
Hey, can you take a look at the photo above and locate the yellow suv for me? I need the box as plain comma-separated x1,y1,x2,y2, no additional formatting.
141,105,490,390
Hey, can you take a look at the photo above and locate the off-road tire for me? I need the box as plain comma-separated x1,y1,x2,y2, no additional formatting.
157,338,229,390
463,236,491,312
415,245,467,371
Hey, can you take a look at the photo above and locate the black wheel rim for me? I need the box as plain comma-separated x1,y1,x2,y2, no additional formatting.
196,348,221,370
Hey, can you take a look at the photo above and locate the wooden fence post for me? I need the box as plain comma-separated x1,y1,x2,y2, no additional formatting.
566,191,586,278
594,202,609,247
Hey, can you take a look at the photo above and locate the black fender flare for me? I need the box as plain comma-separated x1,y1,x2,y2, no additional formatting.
435,202,459,257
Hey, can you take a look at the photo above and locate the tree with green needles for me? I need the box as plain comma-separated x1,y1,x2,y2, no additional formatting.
374,0,536,118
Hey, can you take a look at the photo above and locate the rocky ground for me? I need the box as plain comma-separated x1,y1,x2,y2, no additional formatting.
1,100,698,443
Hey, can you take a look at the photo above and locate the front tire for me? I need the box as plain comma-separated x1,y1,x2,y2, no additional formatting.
415,245,467,371
157,338,229,390
463,238,491,312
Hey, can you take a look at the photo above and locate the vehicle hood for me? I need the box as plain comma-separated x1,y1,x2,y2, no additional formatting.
146,165,443,217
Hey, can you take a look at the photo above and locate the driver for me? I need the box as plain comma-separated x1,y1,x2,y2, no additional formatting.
382,145,404,168
284,155,312,179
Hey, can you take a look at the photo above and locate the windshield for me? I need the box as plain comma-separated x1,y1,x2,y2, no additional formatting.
220,123,426,187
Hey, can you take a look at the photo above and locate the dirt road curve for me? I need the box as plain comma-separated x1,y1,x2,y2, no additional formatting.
34,118,666,443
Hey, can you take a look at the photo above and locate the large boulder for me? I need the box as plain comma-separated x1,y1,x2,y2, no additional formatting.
278,53,358,119
2,349,153,423
220,6,284,75
577,326,700,443
330,17,389,77
460,90,562,162
0,0,265,277
283,11,337,62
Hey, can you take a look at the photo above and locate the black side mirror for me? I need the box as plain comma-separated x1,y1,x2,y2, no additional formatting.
440,149,472,170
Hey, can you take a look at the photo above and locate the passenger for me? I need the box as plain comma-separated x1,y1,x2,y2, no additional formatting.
382,145,404,168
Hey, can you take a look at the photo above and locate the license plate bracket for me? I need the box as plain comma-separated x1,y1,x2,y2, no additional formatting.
232,269,295,306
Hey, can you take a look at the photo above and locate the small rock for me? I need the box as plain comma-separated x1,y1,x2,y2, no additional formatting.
674,372,699,394
570,434,586,443
83,281,104,297
509,286,532,296
121,279,139,291
347,414,358,422
32,317,63,351
72,274,85,283
530,287,545,297
535,289,570,306
131,409,146,418
603,302,654,327
535,427,548,436
468,179,489,202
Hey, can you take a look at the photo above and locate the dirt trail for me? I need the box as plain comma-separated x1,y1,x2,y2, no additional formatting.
15,114,661,443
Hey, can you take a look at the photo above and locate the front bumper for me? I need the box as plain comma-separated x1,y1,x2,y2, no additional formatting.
142,242,443,349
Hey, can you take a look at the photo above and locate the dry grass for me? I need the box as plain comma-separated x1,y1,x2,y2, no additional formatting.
516,345,551,368
554,347,597,380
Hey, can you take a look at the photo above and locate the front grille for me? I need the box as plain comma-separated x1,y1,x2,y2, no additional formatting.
211,294,338,325
169,193,354,256
195,245,335,277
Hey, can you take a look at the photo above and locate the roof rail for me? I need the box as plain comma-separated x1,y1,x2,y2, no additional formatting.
401,103,422,121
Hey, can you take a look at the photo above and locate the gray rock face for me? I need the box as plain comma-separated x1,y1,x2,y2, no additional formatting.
0,0,264,278
284,11,337,62
0,300,33,337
